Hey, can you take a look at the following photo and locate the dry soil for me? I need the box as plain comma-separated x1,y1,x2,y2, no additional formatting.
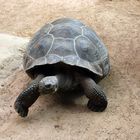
0,0,140,140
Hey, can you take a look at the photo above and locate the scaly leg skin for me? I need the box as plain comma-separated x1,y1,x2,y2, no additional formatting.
81,77,108,112
14,74,44,117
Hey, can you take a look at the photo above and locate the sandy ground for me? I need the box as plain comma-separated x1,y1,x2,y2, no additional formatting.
0,0,140,139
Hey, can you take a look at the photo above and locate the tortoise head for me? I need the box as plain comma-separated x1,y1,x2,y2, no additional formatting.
39,76,58,94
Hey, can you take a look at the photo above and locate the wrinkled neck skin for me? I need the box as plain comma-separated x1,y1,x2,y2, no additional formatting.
56,72,76,92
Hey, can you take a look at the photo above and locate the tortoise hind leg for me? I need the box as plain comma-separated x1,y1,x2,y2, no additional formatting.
14,74,44,117
80,77,108,112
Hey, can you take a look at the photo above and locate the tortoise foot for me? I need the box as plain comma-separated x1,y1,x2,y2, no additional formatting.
87,99,107,112
14,102,28,117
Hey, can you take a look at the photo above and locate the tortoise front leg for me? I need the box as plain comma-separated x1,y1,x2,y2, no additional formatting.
14,74,44,117
80,77,108,112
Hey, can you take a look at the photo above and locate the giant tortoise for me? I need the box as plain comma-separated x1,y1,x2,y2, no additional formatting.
14,18,110,117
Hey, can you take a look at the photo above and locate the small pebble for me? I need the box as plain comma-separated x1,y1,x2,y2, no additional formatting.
54,125,60,128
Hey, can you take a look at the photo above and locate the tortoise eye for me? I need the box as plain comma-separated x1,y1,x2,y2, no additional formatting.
45,84,52,89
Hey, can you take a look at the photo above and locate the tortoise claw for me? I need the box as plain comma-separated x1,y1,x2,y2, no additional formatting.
14,102,28,117
87,99,107,112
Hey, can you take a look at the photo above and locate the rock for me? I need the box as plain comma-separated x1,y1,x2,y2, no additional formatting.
0,34,29,85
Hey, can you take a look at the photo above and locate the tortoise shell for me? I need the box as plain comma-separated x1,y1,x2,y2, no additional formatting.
23,18,110,80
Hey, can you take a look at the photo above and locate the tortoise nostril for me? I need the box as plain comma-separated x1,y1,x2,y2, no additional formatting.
45,84,52,89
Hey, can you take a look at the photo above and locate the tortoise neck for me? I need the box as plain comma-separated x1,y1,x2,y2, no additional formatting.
56,72,74,91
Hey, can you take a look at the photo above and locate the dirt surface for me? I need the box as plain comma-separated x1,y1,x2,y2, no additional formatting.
0,0,140,139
